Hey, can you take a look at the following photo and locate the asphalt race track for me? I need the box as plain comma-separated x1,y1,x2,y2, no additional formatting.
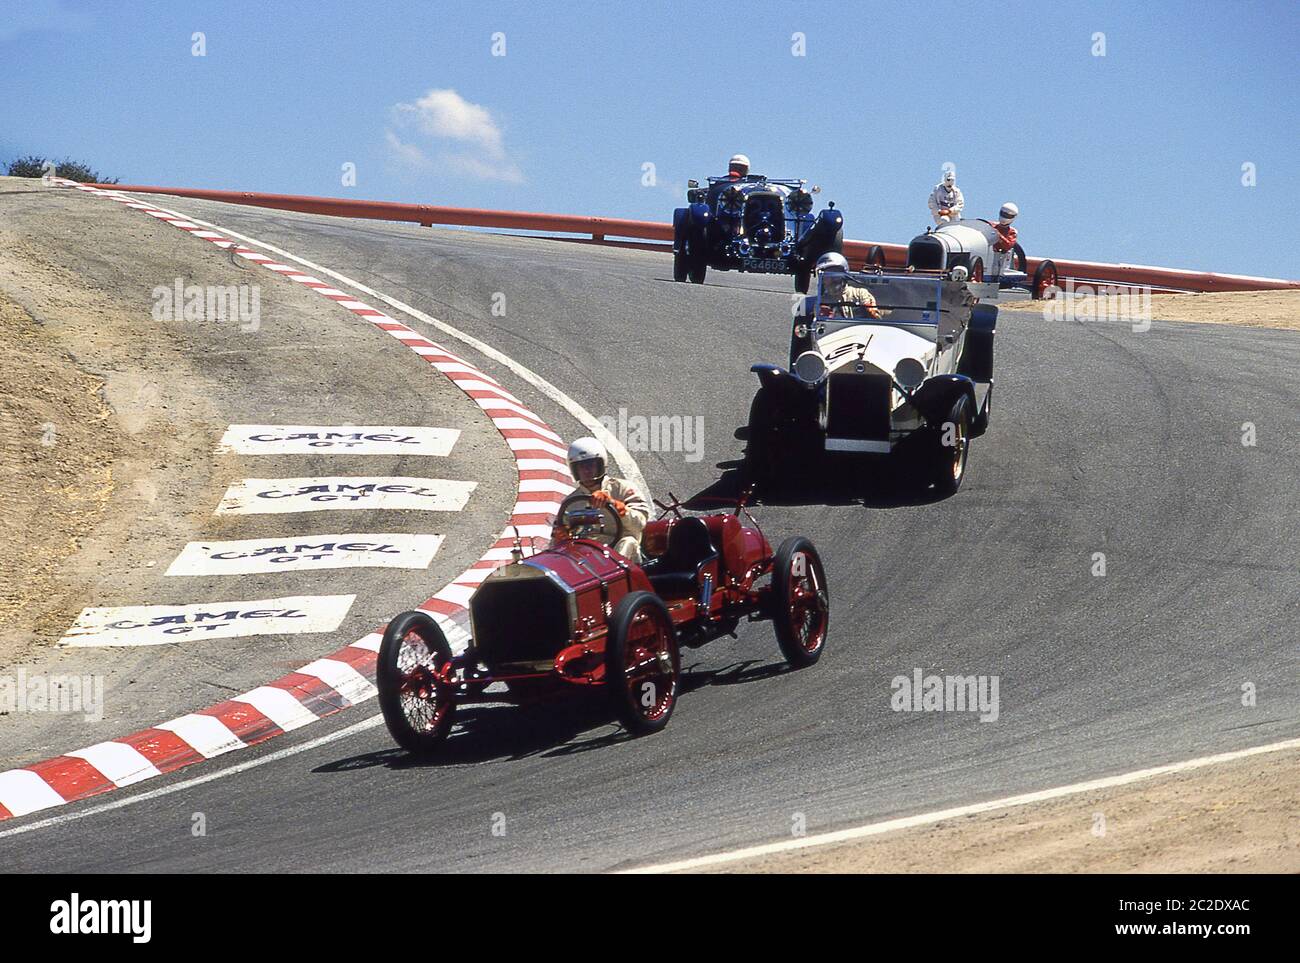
6,198,1298,872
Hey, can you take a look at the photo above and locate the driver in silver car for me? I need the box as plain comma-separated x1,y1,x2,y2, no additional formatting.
551,436,650,562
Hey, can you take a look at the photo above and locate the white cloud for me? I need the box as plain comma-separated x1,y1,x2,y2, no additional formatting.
384,130,430,170
386,88,522,183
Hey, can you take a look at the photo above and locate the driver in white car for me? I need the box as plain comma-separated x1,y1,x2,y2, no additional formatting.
816,252,880,319
551,436,650,562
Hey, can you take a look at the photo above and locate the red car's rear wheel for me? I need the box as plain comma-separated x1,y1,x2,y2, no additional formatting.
606,592,680,735
772,537,829,668
377,611,457,755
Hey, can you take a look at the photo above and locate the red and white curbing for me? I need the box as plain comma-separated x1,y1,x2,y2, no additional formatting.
0,180,572,821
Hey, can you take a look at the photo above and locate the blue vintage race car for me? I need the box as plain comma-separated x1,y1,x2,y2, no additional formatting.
673,174,844,292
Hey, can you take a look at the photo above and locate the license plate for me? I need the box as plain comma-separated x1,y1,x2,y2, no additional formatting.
742,257,785,272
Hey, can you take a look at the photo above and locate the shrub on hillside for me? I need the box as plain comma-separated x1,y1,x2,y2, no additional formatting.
5,155,118,184
7,155,48,178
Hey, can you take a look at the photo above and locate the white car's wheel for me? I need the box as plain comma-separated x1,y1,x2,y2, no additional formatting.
923,395,972,497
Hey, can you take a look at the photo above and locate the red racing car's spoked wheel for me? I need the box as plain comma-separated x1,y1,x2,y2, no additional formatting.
377,611,457,755
605,592,680,735
625,611,677,723
396,639,450,732
772,536,830,668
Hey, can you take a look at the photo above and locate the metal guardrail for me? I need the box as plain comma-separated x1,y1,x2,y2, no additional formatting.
93,184,1300,294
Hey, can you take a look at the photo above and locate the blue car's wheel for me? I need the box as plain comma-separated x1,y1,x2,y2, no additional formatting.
673,245,689,282
688,242,707,284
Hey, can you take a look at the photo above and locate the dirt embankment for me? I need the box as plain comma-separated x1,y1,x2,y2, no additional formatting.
704,745,1300,873
0,294,120,641
999,288,1300,331
0,181,228,666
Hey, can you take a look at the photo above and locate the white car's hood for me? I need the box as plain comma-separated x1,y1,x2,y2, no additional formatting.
817,323,934,378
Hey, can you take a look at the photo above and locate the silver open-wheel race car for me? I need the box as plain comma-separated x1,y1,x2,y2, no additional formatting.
881,218,1060,301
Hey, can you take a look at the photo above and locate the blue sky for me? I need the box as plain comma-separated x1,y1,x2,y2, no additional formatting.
3,0,1296,277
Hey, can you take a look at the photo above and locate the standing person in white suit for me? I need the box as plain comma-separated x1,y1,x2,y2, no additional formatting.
928,169,965,225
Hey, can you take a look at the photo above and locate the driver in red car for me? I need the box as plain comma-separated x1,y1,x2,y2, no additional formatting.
551,436,650,562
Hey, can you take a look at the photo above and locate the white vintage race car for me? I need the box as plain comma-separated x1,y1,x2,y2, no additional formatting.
747,269,995,496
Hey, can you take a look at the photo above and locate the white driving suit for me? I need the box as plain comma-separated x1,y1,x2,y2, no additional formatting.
820,283,879,318
557,475,651,563
928,183,965,225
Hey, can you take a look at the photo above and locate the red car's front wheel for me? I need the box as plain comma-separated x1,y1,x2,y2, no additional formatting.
772,537,830,668
377,611,457,755
605,592,680,736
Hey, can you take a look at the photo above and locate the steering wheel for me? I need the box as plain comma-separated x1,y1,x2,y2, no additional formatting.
556,493,624,545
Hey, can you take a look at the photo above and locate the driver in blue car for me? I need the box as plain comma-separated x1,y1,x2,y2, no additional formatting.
706,153,754,208
551,436,650,562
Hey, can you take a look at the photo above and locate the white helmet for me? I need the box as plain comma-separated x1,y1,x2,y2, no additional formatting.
999,202,1019,223
942,169,956,186
728,153,750,175
567,436,607,487
815,251,849,274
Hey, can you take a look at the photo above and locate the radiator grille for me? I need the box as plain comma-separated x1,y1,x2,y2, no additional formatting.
826,371,891,440
471,574,572,666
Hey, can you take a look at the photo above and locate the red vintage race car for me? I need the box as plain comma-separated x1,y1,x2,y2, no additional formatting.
376,491,829,754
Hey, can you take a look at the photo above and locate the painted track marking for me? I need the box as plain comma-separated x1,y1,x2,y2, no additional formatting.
59,595,356,648
213,476,477,515
165,534,444,576
216,424,461,456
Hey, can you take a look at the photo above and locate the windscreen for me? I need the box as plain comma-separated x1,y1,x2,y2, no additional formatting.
817,272,967,326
